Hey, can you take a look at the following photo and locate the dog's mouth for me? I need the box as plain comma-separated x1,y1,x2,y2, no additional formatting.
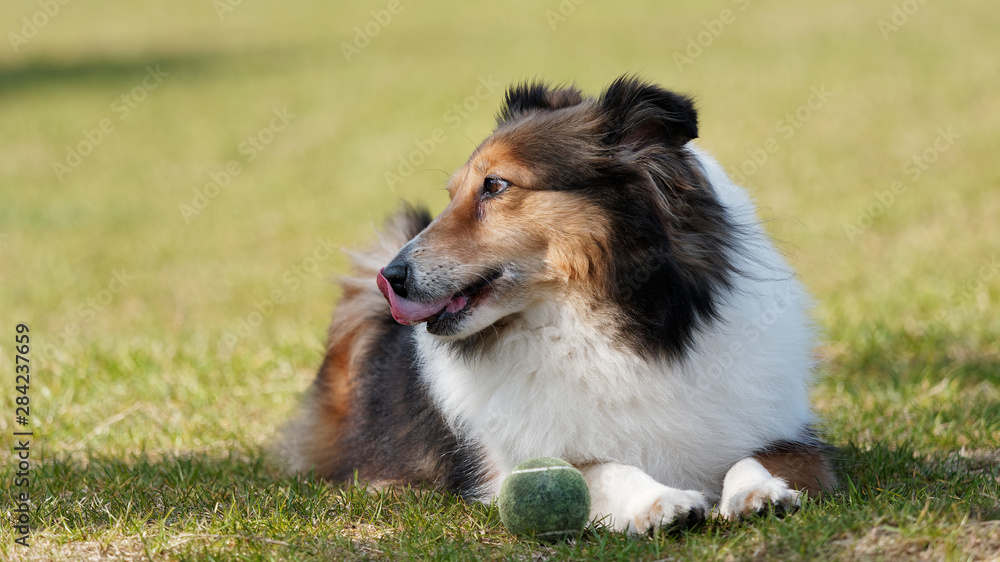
376,269,502,327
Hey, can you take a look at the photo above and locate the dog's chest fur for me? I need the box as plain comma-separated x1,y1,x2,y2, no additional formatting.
414,289,812,500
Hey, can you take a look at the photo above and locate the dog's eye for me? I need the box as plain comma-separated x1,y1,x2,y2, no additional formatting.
482,175,509,197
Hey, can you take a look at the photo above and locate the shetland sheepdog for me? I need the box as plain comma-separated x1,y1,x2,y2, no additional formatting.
283,76,836,533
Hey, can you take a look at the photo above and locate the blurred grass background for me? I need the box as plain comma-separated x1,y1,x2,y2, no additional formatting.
0,0,998,559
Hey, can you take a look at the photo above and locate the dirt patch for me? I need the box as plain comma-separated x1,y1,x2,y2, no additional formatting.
843,521,1000,561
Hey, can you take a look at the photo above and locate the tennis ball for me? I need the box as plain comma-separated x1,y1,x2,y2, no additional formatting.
498,457,591,541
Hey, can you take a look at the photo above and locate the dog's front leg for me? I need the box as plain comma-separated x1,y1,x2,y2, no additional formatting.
718,457,801,520
718,442,837,520
578,462,708,534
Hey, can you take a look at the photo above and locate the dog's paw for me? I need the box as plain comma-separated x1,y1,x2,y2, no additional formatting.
718,477,801,521
624,486,708,534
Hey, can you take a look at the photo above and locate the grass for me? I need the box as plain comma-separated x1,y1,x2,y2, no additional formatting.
0,0,998,559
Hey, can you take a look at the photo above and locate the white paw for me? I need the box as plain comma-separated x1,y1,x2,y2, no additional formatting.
718,477,801,521
623,486,708,534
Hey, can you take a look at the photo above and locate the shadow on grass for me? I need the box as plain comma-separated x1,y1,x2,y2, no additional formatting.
829,320,1000,387
26,451,340,532
7,450,503,559
0,47,301,96
834,441,1000,520
4,441,996,560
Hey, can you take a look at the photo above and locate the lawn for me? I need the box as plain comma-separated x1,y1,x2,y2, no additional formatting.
1,0,998,560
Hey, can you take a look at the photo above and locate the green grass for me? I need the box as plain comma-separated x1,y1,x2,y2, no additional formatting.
1,0,998,559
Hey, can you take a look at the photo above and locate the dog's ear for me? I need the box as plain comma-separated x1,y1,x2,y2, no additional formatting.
599,76,698,151
497,81,583,125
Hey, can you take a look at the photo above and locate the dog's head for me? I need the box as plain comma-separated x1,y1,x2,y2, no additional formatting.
377,76,741,358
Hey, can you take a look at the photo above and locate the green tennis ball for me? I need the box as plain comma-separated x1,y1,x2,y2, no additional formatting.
498,457,591,541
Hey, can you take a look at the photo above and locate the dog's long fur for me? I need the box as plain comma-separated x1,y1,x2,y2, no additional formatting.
283,76,836,532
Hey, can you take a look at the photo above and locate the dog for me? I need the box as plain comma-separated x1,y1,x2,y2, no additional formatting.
282,76,837,533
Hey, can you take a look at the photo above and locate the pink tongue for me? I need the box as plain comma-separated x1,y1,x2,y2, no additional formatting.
377,270,466,325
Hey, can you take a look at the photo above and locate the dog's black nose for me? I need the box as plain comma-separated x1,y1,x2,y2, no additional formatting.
382,261,409,298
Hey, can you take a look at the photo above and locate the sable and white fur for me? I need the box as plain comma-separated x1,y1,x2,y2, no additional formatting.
282,77,836,533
